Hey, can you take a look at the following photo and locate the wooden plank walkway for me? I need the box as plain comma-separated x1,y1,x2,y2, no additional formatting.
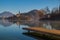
23,27,60,36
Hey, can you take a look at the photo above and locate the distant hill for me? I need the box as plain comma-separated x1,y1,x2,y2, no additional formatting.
0,11,14,18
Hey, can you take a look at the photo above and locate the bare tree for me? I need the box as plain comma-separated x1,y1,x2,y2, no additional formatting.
44,7,50,14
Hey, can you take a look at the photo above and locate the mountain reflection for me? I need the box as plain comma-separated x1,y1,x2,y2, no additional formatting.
0,19,13,27
0,19,60,30
9,20,60,30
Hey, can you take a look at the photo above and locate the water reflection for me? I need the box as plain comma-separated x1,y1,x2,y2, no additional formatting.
14,21,60,30
0,19,60,40
0,19,13,27
23,32,45,40
0,19,36,40
0,19,60,30
43,23,53,30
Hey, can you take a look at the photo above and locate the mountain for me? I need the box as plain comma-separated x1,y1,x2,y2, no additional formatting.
0,11,14,18
27,9,38,16
19,9,44,21
21,9,39,16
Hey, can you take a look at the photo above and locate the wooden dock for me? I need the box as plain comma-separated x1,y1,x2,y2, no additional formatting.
23,27,60,36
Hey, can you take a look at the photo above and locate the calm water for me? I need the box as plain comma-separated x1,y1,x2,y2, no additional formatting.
0,19,60,40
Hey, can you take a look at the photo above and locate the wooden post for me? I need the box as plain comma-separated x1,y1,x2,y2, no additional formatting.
28,30,30,33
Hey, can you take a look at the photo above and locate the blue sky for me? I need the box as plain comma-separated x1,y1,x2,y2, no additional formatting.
0,0,59,14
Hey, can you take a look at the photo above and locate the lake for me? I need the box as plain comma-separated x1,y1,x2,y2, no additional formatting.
0,19,60,40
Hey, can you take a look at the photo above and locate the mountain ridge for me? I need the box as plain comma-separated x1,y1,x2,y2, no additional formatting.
0,11,15,18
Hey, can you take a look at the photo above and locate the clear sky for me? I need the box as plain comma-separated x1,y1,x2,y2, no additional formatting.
0,0,59,14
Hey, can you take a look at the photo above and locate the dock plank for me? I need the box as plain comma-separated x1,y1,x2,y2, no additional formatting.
23,27,60,35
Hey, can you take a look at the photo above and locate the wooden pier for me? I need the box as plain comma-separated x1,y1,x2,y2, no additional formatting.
23,27,60,36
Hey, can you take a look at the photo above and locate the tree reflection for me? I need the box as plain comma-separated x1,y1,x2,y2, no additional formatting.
0,19,60,30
